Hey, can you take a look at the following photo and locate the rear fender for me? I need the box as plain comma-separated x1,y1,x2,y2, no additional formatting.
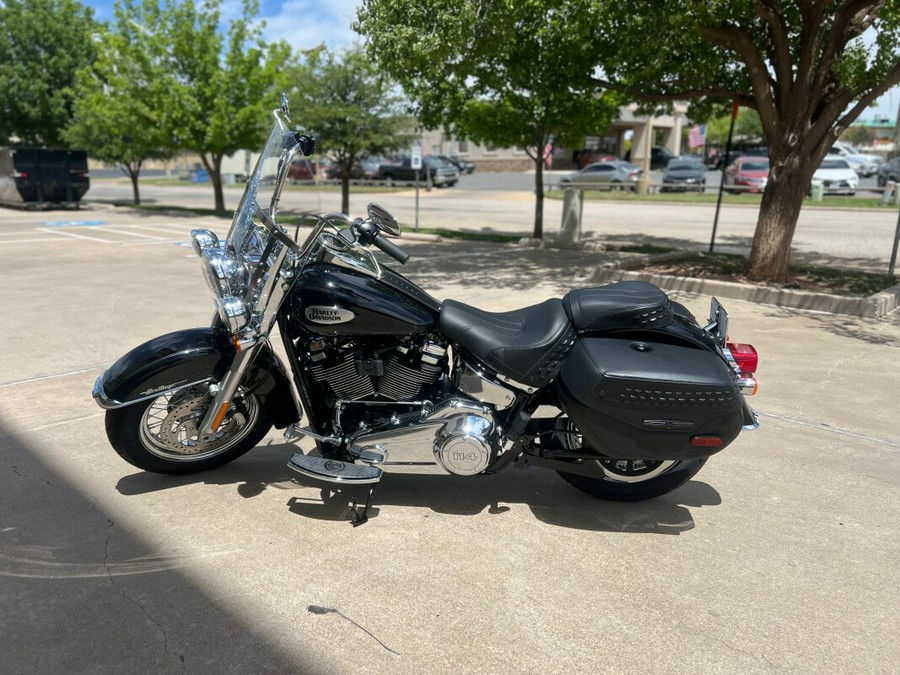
92,328,299,428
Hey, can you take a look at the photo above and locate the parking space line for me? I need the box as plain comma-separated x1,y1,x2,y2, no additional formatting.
0,237,61,245
91,226,169,240
37,228,114,243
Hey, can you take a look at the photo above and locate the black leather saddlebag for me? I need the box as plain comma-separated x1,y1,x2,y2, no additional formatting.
555,338,745,460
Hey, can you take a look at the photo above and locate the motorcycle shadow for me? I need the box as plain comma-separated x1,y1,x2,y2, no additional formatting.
116,443,721,535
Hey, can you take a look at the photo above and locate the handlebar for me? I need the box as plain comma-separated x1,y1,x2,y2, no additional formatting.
372,233,410,264
354,220,410,264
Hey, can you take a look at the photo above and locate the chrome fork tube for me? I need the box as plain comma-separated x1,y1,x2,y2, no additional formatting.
196,342,261,442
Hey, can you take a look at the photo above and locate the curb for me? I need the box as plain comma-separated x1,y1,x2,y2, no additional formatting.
590,267,900,318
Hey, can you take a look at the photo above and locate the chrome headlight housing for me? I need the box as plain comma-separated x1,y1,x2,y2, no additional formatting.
215,296,249,333
191,228,220,255
201,248,250,298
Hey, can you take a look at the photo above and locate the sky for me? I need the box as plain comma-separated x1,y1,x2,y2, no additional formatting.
81,0,900,123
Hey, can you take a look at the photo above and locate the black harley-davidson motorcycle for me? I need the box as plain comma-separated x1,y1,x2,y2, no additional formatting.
92,99,760,519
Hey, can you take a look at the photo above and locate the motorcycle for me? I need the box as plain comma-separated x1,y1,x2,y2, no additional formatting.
92,98,760,523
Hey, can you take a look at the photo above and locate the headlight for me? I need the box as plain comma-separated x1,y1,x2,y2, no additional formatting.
191,228,220,255
201,249,249,298
215,296,249,333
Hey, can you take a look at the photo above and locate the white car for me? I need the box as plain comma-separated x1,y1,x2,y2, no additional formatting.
829,142,881,176
812,158,859,195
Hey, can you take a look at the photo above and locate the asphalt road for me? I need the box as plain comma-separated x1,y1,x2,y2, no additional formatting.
0,206,898,673
83,177,900,275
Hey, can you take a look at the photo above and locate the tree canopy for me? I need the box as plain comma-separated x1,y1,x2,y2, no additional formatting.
0,0,98,146
164,0,291,211
593,0,900,281
292,46,413,215
355,0,622,238
65,0,181,205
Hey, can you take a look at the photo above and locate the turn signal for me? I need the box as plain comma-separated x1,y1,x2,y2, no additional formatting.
727,342,758,374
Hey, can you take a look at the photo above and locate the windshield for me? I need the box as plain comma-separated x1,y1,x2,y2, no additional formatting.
819,159,849,170
740,160,769,171
668,161,701,171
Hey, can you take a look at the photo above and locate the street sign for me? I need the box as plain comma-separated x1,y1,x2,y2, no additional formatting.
411,142,422,170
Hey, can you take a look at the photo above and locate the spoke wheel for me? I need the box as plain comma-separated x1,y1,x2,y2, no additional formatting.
550,417,706,501
106,385,272,475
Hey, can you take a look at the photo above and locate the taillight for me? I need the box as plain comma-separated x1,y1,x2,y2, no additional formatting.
12,170,27,179
727,342,758,374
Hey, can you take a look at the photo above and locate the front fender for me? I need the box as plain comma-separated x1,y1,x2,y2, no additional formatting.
92,328,299,428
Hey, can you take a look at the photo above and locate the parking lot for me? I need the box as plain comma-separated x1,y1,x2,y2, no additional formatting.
1,204,899,673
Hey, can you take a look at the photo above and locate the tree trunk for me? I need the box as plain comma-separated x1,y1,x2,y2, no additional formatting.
341,163,350,214
202,154,226,212
746,152,814,282
125,163,141,205
533,154,544,239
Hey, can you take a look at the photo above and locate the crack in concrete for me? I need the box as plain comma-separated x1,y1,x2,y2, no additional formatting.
759,411,900,449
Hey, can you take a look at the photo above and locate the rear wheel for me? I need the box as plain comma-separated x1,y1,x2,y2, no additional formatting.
105,384,271,474
549,418,706,501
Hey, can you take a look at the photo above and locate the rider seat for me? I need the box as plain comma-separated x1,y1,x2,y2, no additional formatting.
440,298,576,389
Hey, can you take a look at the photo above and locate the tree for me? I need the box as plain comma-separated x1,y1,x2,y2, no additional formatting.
0,0,97,146
291,46,413,215
593,2,900,282
355,0,622,238
166,0,291,212
65,1,180,205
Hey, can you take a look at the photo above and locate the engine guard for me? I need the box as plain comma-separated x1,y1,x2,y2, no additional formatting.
92,327,299,428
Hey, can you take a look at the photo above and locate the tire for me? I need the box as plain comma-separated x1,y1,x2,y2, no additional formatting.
549,418,707,501
105,384,272,474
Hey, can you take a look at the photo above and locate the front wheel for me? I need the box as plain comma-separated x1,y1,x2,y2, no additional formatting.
105,384,271,474
550,419,706,501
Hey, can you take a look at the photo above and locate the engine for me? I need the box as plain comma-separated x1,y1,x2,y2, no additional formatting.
302,336,447,404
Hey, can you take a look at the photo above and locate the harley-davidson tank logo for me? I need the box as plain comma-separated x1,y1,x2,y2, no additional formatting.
305,306,355,324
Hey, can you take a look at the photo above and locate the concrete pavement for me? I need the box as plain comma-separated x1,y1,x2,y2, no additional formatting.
1,206,898,673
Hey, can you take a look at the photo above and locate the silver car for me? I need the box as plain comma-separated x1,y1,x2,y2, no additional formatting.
560,160,643,191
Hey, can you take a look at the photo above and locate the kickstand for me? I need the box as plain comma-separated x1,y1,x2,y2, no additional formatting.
350,485,376,527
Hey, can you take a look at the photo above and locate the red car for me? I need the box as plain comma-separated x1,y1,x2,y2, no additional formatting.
724,156,770,193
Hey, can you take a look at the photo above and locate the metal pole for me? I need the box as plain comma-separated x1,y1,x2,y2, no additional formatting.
710,102,739,254
889,206,900,278
415,168,420,230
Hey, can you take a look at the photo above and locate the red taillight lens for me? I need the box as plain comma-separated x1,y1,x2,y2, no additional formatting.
727,342,758,374
690,435,723,448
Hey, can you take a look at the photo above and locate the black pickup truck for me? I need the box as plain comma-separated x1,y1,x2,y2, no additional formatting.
376,156,459,187
0,146,90,207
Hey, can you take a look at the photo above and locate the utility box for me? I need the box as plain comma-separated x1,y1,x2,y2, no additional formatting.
0,147,90,208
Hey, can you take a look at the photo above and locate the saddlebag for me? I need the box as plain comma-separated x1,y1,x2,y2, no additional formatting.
555,337,745,460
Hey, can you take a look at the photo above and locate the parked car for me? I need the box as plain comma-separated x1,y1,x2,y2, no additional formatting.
876,157,900,187
377,155,459,187
830,141,881,177
811,157,858,195
324,158,382,181
624,145,675,170
287,157,315,183
0,146,90,206
445,155,475,174
660,157,707,192
723,156,770,193
560,160,643,191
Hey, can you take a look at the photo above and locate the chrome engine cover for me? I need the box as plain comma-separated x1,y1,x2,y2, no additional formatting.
433,413,494,475
349,399,496,475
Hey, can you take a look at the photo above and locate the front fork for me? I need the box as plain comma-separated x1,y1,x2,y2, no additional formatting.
196,338,262,442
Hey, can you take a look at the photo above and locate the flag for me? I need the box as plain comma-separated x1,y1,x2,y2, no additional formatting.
543,137,554,169
688,124,707,149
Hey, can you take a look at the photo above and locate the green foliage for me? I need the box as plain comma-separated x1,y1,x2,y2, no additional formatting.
290,46,413,213
356,0,623,237
592,1,900,281
65,0,180,204
0,0,98,145
163,0,292,210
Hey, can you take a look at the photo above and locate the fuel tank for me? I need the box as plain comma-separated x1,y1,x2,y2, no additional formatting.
289,262,439,337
